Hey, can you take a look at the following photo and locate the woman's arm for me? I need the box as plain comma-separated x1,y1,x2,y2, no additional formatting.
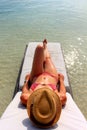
58,73,66,93
20,74,30,106
56,73,67,106
22,74,30,93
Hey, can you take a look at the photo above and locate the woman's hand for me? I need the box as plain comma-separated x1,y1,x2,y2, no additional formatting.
58,73,64,82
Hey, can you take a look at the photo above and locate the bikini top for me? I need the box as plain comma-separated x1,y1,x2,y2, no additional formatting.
30,83,57,91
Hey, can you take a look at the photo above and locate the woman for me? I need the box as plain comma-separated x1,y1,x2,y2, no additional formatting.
20,39,67,106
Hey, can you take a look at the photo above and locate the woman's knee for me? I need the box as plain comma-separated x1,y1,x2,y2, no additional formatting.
35,44,44,53
34,45,44,59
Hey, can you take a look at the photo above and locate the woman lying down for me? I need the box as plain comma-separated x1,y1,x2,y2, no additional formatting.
20,39,67,128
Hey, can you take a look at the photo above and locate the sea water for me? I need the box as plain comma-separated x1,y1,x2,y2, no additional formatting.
0,0,87,119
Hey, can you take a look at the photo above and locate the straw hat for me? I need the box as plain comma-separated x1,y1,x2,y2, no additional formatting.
27,87,62,128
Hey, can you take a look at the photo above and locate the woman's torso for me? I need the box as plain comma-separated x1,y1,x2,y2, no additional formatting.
32,73,58,85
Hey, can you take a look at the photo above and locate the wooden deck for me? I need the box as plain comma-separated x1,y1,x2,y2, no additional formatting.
14,42,73,97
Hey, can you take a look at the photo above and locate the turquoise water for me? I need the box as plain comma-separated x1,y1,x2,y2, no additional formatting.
0,0,87,118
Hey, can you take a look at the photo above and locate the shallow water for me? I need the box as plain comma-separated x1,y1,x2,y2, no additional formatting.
0,0,87,119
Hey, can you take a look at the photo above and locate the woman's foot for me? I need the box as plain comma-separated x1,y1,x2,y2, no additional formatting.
43,39,47,49
43,39,51,60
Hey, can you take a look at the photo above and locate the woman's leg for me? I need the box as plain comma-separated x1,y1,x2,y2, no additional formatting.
30,44,44,81
43,40,58,78
44,50,58,78
30,39,58,81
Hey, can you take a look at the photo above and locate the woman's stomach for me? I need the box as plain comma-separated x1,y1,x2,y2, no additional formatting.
34,74,57,85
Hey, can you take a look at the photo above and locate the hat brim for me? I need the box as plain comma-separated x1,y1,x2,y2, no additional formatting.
27,87,62,128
